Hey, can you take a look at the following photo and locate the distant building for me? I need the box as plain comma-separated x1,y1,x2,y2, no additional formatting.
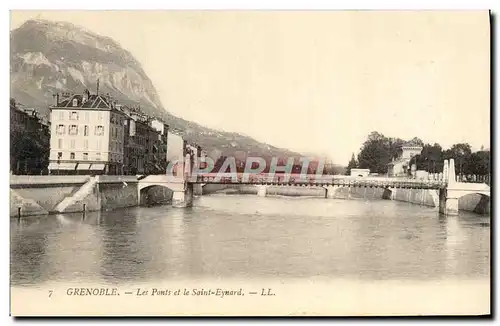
11,104,49,133
387,142,423,177
10,100,51,174
120,107,162,175
48,90,127,175
166,131,185,176
149,118,169,174
350,168,370,177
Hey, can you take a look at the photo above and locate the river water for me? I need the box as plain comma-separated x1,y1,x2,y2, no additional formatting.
11,194,490,286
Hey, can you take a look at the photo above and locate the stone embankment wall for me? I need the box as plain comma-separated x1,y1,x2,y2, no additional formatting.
9,175,168,217
202,184,490,215
10,176,89,216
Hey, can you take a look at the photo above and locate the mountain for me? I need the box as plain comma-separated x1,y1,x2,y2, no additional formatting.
10,19,301,160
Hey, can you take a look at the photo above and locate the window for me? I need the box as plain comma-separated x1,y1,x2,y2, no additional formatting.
83,153,88,160
95,152,101,161
59,111,64,120
72,99,78,107
95,125,104,136
98,112,103,121
84,125,89,136
58,139,63,149
69,125,78,135
57,152,63,160
96,139,101,150
56,124,65,135
70,111,78,120
70,139,75,149
84,112,89,121
70,152,75,160
83,139,89,150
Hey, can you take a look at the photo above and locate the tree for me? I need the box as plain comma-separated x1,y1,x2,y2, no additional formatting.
443,143,472,175
356,131,411,174
357,131,393,174
386,137,405,160
345,153,358,175
408,137,424,146
466,150,490,175
414,143,443,172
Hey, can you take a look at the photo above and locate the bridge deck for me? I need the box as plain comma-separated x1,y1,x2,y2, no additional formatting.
189,173,448,189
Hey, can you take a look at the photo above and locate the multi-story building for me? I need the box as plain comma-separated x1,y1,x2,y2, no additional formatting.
121,107,163,175
10,99,51,174
166,130,186,176
48,89,127,175
149,118,169,174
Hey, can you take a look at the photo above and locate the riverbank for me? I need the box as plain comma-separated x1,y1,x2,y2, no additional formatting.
204,184,490,215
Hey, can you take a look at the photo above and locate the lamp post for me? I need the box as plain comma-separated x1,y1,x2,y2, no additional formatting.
459,149,465,181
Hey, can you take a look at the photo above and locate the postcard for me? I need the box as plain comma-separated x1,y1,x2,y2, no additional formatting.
9,10,491,317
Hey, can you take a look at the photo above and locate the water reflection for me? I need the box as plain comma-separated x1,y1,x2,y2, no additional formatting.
10,195,490,286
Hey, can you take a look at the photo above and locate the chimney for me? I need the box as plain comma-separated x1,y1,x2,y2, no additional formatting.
83,89,90,103
53,93,60,106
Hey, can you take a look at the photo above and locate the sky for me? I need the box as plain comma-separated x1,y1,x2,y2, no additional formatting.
10,10,491,163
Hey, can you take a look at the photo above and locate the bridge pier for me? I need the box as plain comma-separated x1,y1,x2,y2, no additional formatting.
445,197,459,216
382,187,396,200
325,185,339,199
439,188,459,215
173,183,194,208
257,185,267,197
439,158,459,216
193,184,203,196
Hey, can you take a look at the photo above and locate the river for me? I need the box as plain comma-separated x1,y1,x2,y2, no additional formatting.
9,194,491,315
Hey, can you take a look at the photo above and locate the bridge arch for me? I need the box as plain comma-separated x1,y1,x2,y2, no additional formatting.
455,192,490,215
138,184,175,206
456,191,490,198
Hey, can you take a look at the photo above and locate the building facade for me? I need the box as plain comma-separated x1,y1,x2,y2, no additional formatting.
166,131,186,176
350,168,370,177
48,90,127,175
387,143,423,177
120,107,166,175
10,99,51,175
149,118,169,174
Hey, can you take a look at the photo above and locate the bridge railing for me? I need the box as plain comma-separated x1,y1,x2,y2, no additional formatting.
193,173,447,188
455,174,491,186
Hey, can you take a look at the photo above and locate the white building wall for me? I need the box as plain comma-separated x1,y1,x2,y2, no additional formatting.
49,109,111,163
167,132,184,163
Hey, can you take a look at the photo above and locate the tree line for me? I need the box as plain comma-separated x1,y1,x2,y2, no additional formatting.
346,131,490,176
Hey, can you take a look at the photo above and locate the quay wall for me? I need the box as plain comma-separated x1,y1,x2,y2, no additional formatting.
203,184,490,215
9,175,161,217
10,176,90,215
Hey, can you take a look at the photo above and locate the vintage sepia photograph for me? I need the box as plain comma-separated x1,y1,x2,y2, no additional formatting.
8,10,491,317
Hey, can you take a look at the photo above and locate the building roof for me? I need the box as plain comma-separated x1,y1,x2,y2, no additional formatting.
402,139,423,148
54,93,112,110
